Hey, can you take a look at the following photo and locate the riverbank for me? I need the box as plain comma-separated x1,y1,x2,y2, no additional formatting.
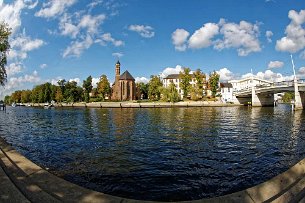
0,136,304,202
29,101,242,108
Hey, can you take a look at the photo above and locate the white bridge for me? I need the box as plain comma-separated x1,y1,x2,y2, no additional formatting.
233,79,305,110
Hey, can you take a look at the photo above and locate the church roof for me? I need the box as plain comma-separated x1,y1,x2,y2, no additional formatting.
116,60,120,65
120,70,135,80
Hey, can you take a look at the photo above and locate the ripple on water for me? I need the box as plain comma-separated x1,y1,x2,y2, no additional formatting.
0,105,304,201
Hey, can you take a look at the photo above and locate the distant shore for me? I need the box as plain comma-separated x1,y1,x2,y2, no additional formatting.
26,101,242,108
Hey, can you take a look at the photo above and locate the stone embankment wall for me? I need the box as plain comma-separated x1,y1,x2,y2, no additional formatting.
0,137,305,202
31,101,241,108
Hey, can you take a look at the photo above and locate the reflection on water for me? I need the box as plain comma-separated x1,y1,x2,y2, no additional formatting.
0,105,305,201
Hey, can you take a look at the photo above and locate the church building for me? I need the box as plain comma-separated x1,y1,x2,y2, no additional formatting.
111,61,136,101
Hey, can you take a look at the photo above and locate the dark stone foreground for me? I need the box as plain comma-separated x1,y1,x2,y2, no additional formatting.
0,136,305,203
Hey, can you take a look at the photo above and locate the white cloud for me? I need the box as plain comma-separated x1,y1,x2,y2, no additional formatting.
189,23,219,49
112,52,124,58
92,77,99,88
128,24,155,38
79,14,106,34
217,68,235,81
241,70,293,82
298,67,305,75
135,77,149,84
276,9,305,53
6,63,23,76
59,13,106,39
172,19,261,56
40,64,47,69
214,20,261,56
0,0,37,34
87,0,103,10
8,30,45,60
69,77,80,85
0,70,41,99
63,35,93,58
160,65,184,78
266,30,273,43
99,33,124,47
35,0,77,18
268,60,284,69
171,29,189,51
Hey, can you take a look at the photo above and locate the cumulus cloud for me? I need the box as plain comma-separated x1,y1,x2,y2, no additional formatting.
217,68,235,81
8,30,45,60
6,63,23,76
172,19,261,56
92,77,100,88
171,29,189,51
214,20,261,56
59,13,106,39
268,61,284,69
0,0,37,34
160,65,184,78
35,0,76,18
69,77,81,85
276,9,305,53
241,70,293,82
63,35,93,58
298,67,305,75
0,70,41,99
99,33,124,47
189,23,219,49
135,77,149,84
266,30,273,43
128,24,155,38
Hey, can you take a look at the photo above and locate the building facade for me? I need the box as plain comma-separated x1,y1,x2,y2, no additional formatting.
111,61,136,101
220,83,233,102
162,74,206,99
229,77,273,92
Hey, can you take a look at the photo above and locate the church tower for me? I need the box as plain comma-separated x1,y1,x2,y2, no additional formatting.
115,60,120,80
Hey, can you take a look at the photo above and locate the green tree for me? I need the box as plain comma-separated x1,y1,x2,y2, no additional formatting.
44,83,52,102
282,92,294,103
136,82,149,99
64,81,79,102
160,82,179,102
0,22,11,86
55,87,63,103
193,69,206,98
97,75,111,100
148,75,163,100
179,67,192,99
4,95,10,104
21,90,31,103
83,76,93,103
209,71,220,97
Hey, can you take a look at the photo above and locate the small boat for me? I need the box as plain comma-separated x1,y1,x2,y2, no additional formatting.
44,103,54,109
11,102,16,107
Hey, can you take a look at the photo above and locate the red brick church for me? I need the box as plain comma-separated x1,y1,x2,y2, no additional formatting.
111,61,136,101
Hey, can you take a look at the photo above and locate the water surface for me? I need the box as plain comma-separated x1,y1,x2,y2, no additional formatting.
0,105,304,201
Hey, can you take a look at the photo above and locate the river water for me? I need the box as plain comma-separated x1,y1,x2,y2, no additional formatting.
0,105,304,201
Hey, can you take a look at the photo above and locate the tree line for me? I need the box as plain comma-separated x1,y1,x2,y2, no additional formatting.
4,68,220,104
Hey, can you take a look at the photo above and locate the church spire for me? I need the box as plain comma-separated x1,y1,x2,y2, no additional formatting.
115,60,120,76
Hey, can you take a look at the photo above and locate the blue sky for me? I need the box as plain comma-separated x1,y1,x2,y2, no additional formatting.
1,0,305,99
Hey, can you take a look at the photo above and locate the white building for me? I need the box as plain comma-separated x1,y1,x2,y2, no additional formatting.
229,77,273,92
162,74,206,99
220,83,233,102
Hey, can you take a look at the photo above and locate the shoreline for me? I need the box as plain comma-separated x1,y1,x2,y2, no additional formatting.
0,136,304,202
27,101,242,108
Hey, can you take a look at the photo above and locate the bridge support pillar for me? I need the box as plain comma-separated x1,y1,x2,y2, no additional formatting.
252,85,274,107
294,79,303,110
